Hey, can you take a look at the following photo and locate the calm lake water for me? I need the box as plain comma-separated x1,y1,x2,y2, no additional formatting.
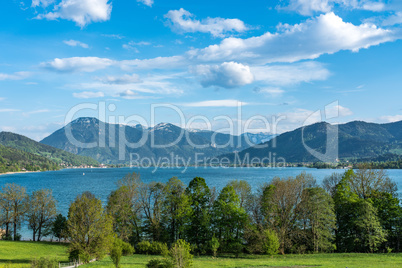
1,167,401,239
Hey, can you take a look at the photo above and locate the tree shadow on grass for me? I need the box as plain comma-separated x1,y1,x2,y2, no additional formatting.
0,259,31,264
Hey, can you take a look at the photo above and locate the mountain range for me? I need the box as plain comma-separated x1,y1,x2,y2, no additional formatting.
40,117,275,164
221,120,402,163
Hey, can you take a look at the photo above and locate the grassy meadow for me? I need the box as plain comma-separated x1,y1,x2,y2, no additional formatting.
1,241,402,268
0,241,68,268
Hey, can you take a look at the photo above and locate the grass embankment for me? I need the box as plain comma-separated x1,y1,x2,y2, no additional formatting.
0,241,69,268
83,252,402,268
1,241,401,268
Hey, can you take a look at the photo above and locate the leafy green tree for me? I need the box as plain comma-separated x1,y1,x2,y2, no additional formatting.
185,177,211,251
107,186,141,243
353,199,386,253
67,192,114,262
0,183,27,240
27,189,57,241
370,191,402,251
227,180,251,209
212,184,247,252
139,182,166,241
298,187,336,252
260,173,315,254
162,178,191,244
52,214,67,242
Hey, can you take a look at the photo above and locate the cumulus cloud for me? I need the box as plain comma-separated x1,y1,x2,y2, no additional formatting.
73,91,105,99
192,61,254,88
97,74,142,84
252,62,330,86
165,8,249,37
63,39,89,48
41,57,115,72
36,0,112,27
282,0,385,16
190,13,397,64
0,71,31,81
137,0,153,7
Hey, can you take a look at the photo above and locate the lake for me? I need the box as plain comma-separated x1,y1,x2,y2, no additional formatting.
1,167,401,239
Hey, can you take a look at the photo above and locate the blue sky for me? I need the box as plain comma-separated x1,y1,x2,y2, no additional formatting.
1,0,402,140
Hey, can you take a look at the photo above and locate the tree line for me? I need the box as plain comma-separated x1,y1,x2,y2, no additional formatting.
1,166,401,264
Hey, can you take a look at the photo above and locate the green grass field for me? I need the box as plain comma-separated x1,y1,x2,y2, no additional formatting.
1,241,402,268
0,241,69,268
82,252,402,268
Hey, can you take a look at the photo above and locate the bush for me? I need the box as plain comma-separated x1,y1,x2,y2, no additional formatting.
210,236,219,257
136,241,152,254
31,257,58,268
230,242,243,258
114,238,135,256
168,239,193,268
146,259,171,268
263,229,279,256
149,242,169,255
110,244,122,268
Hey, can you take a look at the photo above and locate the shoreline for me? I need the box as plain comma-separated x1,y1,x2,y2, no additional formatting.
0,170,42,176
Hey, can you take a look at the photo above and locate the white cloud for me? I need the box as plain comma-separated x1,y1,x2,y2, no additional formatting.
31,0,54,7
382,12,402,26
283,0,333,16
41,57,115,72
192,61,254,88
252,62,330,86
190,13,396,64
0,97,4,101
254,87,285,97
73,91,105,99
118,90,141,99
122,44,140,53
102,34,124,39
120,56,187,70
36,0,112,27
63,39,89,48
97,74,142,84
0,71,31,81
379,114,402,122
137,0,153,7
165,8,249,37
181,99,250,107
0,109,20,112
282,0,385,16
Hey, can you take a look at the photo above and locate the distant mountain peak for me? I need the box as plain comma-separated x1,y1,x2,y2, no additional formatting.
70,117,100,125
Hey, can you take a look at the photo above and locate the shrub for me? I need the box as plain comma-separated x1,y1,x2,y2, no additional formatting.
31,257,58,268
150,242,169,255
110,244,122,268
210,236,219,257
114,238,135,256
146,259,171,268
168,239,193,268
263,229,280,256
136,241,152,254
